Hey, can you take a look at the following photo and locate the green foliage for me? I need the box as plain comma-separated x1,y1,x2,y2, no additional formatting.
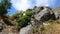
0,0,11,15
0,0,12,26
25,10,34,17
17,16,30,28
1,0,11,9
11,11,23,20
17,10,34,29
0,6,7,15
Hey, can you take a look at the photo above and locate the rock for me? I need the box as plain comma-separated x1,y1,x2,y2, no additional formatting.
19,6,60,34
30,6,55,26
0,19,4,32
19,25,32,34
53,8,60,19
34,6,54,21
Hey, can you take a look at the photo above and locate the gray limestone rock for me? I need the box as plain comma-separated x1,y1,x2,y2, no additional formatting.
54,10,60,19
31,6,55,26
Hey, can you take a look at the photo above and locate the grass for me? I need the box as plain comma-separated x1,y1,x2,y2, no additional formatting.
31,20,60,34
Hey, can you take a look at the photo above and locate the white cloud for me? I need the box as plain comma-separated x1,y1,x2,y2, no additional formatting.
11,0,31,11
11,0,56,11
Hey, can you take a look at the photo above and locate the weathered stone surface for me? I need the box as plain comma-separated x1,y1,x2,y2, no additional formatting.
53,8,60,19
19,6,60,34
0,19,18,34
31,6,54,26
19,25,32,34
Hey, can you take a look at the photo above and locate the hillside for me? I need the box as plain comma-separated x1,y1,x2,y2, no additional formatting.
0,0,60,34
0,6,60,34
31,20,60,34
19,6,60,34
29,7,60,34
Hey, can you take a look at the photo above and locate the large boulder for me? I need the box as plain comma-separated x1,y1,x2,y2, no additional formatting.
53,7,60,19
30,6,55,26
34,6,55,21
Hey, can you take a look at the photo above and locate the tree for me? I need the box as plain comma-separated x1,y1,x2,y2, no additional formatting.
0,0,11,16
0,0,12,26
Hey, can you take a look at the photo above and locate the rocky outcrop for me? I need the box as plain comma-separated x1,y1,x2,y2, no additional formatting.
53,8,60,19
30,6,55,26
19,6,60,34
19,6,55,34
0,17,18,34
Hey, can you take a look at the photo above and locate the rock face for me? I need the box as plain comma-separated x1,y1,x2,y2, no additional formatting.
31,6,55,26
53,8,60,19
19,25,32,34
0,17,18,34
19,6,60,34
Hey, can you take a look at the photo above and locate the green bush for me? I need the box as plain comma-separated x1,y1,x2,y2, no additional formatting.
17,10,34,29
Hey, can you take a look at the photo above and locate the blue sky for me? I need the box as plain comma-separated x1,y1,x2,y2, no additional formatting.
2,0,60,15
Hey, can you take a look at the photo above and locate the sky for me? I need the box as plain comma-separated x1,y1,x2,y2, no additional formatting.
3,0,60,15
